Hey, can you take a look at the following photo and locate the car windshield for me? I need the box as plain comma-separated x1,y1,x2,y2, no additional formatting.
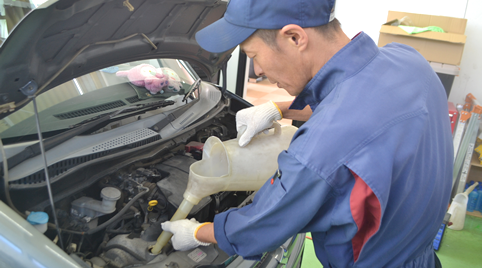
0,58,199,143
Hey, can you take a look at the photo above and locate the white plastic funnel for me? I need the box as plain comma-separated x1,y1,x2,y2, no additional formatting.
184,124,297,204
151,124,298,254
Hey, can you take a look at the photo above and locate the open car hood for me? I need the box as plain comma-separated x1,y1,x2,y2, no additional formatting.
0,0,231,119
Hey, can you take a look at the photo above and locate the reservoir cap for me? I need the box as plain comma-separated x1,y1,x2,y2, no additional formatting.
27,211,49,225
101,187,121,201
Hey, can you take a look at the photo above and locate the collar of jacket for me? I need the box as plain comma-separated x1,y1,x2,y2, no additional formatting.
290,32,379,111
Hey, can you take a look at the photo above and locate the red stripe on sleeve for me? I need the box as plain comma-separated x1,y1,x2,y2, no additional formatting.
349,170,382,262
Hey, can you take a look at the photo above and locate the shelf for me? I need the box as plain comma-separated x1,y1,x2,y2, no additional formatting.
470,152,482,167
461,151,482,219
466,210,482,218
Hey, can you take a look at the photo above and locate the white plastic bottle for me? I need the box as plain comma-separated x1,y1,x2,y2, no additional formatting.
448,182,479,230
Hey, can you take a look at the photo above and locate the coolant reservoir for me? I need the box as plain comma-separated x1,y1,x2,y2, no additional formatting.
184,124,297,205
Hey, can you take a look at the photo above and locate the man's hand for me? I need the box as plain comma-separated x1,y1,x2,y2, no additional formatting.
236,101,282,147
161,219,211,251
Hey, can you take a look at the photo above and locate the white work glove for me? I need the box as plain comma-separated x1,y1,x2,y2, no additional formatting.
236,101,282,147
161,218,211,251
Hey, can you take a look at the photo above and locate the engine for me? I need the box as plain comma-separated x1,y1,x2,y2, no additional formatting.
51,142,249,268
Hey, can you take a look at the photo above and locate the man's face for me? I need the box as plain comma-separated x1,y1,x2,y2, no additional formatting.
240,34,310,96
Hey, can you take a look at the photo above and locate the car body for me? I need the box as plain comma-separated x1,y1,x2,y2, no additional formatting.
0,1,304,267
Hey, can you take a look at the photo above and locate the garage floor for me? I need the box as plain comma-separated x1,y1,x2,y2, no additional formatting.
437,215,482,267
301,215,482,267
301,234,323,268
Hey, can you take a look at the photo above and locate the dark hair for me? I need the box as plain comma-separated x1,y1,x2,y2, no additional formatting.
253,18,342,50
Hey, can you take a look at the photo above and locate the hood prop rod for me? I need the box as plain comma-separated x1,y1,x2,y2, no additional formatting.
20,81,64,250
221,61,228,95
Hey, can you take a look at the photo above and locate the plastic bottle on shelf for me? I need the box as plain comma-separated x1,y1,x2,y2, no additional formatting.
467,185,479,212
476,185,482,212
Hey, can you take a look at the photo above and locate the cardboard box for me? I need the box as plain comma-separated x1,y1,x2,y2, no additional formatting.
378,11,467,65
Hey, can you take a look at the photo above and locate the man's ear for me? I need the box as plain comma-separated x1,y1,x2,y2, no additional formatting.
279,24,308,51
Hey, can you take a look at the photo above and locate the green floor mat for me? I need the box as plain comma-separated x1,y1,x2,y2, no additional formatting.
302,233,323,268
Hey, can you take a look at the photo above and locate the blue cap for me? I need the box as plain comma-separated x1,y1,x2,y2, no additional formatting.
27,211,49,225
195,0,337,53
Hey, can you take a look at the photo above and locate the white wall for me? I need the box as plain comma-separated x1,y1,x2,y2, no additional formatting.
449,1,482,105
335,0,480,105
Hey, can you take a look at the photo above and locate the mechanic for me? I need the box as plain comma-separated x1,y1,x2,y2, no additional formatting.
161,0,453,267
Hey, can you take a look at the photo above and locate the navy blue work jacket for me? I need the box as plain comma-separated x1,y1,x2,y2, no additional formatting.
214,32,453,268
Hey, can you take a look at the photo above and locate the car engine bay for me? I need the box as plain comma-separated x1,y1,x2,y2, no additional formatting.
2,92,261,267
0,84,304,268
59,151,249,268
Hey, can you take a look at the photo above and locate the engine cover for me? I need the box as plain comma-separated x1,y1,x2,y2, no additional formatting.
156,155,212,221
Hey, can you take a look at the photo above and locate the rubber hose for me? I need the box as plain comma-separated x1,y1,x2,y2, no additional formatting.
105,212,136,234
86,188,148,235
106,221,135,234
105,229,132,234
49,223,85,235
106,212,135,229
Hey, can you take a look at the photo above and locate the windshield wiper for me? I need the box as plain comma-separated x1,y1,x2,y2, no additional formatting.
70,100,174,128
3,100,175,170
182,78,201,103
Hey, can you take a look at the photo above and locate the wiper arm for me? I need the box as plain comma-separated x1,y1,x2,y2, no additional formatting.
70,100,174,128
4,100,175,171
